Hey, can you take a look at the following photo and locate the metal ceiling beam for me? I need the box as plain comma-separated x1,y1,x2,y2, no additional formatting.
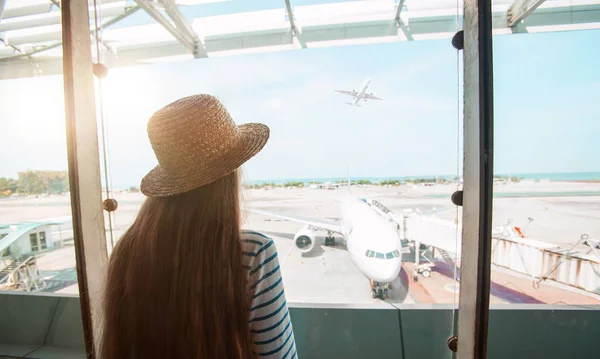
159,0,207,57
49,0,117,55
0,6,140,62
1,2,52,19
284,0,306,48
0,0,6,20
394,0,413,41
2,1,600,79
0,0,23,55
507,0,546,27
135,0,207,58
0,4,126,32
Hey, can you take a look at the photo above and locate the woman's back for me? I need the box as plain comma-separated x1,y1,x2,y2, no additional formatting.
100,95,296,359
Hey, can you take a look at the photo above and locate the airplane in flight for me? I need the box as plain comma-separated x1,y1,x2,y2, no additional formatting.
334,77,383,106
248,196,405,299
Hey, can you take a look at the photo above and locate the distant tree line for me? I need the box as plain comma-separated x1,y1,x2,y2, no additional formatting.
380,179,401,186
405,177,447,184
243,181,305,189
240,177,461,189
0,170,69,197
243,182,277,189
494,175,522,183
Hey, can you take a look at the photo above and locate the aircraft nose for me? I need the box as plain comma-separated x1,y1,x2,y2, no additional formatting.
369,258,402,283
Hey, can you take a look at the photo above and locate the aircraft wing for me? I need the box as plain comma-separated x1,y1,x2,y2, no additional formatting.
246,208,344,234
334,90,357,97
363,93,382,100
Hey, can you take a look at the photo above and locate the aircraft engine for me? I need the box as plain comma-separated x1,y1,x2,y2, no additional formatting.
294,226,316,253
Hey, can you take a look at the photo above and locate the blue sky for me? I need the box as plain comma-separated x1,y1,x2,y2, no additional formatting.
0,29,599,187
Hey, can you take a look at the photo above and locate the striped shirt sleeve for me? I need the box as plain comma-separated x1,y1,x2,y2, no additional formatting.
242,232,297,359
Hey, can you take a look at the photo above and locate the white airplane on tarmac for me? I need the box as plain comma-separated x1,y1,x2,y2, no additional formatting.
334,77,382,107
249,196,405,299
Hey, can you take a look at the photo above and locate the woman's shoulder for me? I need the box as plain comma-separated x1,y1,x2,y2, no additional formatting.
241,230,275,250
240,230,278,265
241,230,273,246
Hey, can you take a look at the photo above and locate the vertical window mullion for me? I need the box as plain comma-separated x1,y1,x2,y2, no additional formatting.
61,0,109,357
457,0,495,358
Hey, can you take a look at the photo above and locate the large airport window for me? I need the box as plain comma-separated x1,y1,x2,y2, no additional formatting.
0,0,78,295
88,8,463,359
5,0,478,357
485,1,600,357
93,0,463,315
489,24,600,307
99,38,462,306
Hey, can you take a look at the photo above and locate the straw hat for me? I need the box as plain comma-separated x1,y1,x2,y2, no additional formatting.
140,94,269,197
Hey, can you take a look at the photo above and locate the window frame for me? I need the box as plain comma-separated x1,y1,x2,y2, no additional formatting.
61,0,109,356
455,0,495,358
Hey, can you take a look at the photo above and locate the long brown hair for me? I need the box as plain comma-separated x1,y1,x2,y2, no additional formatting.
100,170,253,358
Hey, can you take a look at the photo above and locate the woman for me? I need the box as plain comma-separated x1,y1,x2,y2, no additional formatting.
101,94,297,359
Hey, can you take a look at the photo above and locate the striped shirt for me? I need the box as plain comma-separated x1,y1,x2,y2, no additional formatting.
242,230,297,359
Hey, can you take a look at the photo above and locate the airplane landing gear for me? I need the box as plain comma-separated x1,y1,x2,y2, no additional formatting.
324,235,336,246
370,281,390,299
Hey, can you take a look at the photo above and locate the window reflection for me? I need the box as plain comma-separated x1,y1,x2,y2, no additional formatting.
488,29,600,306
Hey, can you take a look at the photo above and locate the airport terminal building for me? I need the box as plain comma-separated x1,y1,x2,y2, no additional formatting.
0,221,62,291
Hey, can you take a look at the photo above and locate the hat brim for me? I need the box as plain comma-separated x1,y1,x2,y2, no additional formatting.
140,123,269,197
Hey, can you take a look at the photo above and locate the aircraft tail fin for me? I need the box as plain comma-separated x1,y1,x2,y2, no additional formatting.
345,103,360,107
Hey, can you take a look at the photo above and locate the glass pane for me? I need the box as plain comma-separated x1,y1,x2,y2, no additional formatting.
0,0,76,293
96,0,463,357
491,3,600,307
488,0,600,357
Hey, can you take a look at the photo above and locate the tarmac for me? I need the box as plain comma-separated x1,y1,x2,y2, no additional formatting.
1,180,599,305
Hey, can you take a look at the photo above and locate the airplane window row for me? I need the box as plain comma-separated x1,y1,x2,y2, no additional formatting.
365,249,400,259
